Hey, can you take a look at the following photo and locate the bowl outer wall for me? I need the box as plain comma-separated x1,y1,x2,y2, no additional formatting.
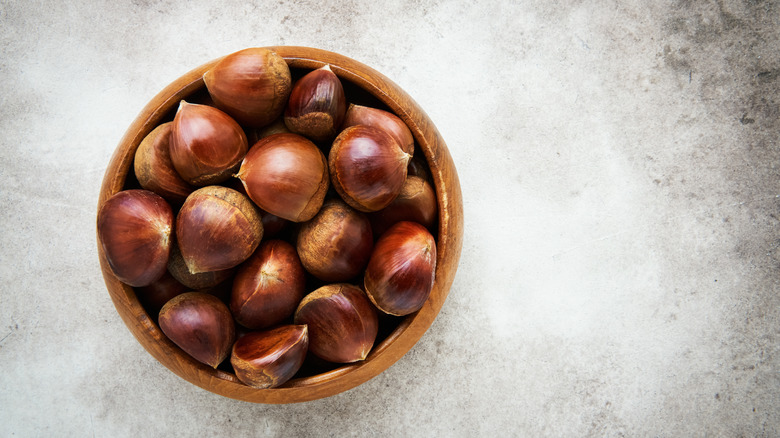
96,46,464,403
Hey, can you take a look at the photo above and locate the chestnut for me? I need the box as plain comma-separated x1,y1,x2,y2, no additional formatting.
329,125,411,212
97,189,174,287
368,175,437,237
231,240,306,329
158,292,235,368
342,104,414,155
363,221,437,316
136,271,188,318
236,133,329,222
133,122,194,204
176,186,263,274
296,199,373,282
167,243,235,290
203,48,292,128
231,325,308,389
284,65,346,142
294,284,378,363
169,101,248,186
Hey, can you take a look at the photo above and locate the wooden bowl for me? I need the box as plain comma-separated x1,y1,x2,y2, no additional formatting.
97,46,463,403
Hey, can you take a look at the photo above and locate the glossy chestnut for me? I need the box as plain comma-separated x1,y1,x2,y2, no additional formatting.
294,284,378,363
133,122,194,204
97,189,173,287
296,199,373,282
230,240,306,329
236,133,329,222
329,125,411,212
158,292,236,368
342,104,414,155
169,101,248,186
176,186,263,274
364,221,437,316
284,65,346,142
231,325,308,389
203,48,292,128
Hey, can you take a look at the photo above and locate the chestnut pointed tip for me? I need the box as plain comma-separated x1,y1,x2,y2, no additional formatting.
321,64,333,72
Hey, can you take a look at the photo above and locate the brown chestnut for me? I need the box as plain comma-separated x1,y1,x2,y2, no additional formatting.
133,122,194,204
167,243,235,290
231,240,306,329
294,284,378,363
363,221,437,316
230,325,308,388
342,104,414,155
284,65,346,141
97,189,174,287
136,271,188,318
203,48,292,128
176,186,263,274
158,292,236,368
368,176,437,237
329,125,411,212
296,199,373,282
236,133,329,222
169,101,248,186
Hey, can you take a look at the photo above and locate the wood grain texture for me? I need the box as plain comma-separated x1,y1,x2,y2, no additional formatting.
97,46,463,403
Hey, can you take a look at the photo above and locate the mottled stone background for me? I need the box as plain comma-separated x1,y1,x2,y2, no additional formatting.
1,0,778,436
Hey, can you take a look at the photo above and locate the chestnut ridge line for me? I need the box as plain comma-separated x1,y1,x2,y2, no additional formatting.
100,48,444,395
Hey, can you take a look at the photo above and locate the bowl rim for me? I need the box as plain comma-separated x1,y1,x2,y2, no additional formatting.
97,46,464,403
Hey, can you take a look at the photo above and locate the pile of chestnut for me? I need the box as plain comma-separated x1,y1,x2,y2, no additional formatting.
97,48,438,389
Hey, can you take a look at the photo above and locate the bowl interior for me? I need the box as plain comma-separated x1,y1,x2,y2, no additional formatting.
97,46,463,403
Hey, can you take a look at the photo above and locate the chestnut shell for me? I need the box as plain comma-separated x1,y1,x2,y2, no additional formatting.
176,186,263,274
158,292,236,368
169,101,248,186
204,48,292,128
97,189,174,287
236,133,329,222
231,325,309,389
284,65,346,142
296,199,373,282
363,221,437,316
133,122,194,204
294,284,379,363
329,125,411,212
230,240,306,329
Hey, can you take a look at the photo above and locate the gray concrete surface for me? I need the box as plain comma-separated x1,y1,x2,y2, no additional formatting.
1,0,778,436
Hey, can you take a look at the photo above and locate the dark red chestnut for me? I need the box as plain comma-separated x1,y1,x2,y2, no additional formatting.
203,48,292,128
169,101,248,186
368,175,437,237
97,189,174,287
133,122,194,204
176,186,263,274
294,284,378,363
231,240,306,329
329,125,411,212
236,133,329,222
296,199,373,282
230,325,308,388
158,292,236,368
284,65,346,141
363,221,437,316
342,104,414,155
